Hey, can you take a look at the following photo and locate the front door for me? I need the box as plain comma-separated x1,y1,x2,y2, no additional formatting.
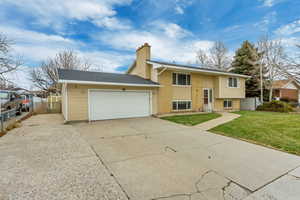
203,88,213,112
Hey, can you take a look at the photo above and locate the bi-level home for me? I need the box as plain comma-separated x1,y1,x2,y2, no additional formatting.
59,43,249,122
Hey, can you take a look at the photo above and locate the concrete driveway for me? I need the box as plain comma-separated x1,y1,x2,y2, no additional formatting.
1,114,300,200
0,114,127,200
74,117,300,200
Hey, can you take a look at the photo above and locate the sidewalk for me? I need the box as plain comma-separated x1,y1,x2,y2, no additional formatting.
195,112,240,131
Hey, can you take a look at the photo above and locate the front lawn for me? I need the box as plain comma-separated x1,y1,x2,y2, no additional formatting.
210,111,300,155
161,113,221,126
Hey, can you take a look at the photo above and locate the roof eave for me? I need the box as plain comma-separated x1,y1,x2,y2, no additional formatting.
58,79,160,87
147,61,251,78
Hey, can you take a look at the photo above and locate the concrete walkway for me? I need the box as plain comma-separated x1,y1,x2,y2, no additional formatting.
196,112,240,131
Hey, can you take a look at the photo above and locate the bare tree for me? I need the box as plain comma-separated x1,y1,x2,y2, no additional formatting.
196,41,231,70
196,49,210,66
30,50,91,93
0,34,22,81
284,45,300,81
257,36,287,101
210,41,231,70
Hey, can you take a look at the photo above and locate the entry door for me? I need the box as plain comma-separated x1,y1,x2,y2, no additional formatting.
203,88,213,112
89,90,151,121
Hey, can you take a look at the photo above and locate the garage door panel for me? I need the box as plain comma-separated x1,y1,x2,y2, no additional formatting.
89,90,150,120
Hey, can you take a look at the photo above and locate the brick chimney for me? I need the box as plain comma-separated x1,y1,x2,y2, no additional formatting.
135,43,152,79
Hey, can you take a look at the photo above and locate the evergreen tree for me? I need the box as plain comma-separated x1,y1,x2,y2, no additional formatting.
231,41,262,97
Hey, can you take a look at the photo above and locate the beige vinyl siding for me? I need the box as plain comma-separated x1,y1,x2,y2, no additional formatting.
172,86,191,100
66,84,157,121
157,70,173,114
217,76,246,98
156,70,245,114
214,99,241,112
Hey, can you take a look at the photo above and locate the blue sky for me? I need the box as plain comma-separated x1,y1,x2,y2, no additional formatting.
0,0,300,87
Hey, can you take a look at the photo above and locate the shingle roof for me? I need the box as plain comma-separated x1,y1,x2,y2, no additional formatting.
148,60,227,73
58,69,159,86
147,59,251,78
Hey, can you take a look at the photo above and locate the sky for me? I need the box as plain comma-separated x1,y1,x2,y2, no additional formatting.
1,0,300,89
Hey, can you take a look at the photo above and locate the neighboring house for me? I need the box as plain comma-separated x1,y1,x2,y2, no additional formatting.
58,43,250,122
272,79,300,103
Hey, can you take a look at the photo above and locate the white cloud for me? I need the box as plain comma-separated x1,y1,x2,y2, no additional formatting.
254,11,277,31
0,0,132,30
5,66,33,90
96,23,213,64
0,25,77,62
0,25,134,88
174,0,194,15
275,20,300,36
259,0,280,7
153,22,191,39
78,51,133,73
93,17,131,30
175,6,184,14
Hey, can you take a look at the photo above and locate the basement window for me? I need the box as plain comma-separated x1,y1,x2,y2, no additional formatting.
172,100,192,110
223,99,233,109
173,73,191,85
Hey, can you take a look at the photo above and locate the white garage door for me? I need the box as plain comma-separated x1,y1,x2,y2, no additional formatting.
89,90,151,121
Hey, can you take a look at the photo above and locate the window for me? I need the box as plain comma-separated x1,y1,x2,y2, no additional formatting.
172,101,191,110
204,90,209,104
228,77,238,88
172,73,191,85
223,99,233,109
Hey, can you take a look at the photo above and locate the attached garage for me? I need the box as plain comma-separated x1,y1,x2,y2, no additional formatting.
89,90,151,120
58,69,159,122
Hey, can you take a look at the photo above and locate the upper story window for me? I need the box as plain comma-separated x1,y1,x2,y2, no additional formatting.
172,73,191,85
228,77,238,88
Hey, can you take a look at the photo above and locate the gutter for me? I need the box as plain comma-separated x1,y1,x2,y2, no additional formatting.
147,61,251,79
58,79,160,87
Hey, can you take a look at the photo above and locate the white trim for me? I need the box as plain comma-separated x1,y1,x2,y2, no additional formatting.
158,67,168,75
203,88,214,112
148,61,251,78
88,89,91,122
87,89,153,121
58,79,160,87
172,85,192,87
65,83,68,122
149,91,153,115
228,77,239,88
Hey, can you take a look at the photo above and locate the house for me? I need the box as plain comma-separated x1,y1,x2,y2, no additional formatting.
58,43,250,122
272,79,300,103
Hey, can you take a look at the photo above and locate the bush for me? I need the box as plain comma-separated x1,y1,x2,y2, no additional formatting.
256,100,293,113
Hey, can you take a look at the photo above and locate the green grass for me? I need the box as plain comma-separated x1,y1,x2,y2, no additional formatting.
210,111,300,155
161,113,222,126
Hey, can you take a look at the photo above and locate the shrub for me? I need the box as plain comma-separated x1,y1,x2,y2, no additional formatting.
256,100,293,113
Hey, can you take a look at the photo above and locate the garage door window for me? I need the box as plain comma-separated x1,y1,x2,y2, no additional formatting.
173,100,191,110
